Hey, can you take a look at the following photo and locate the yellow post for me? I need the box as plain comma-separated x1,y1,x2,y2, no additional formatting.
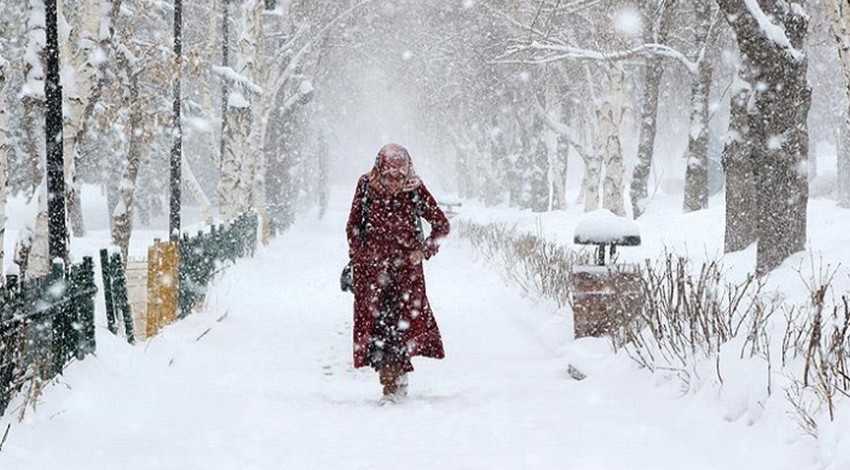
146,240,180,338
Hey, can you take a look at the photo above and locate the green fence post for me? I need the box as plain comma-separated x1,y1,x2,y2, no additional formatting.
66,263,82,361
178,234,192,319
110,253,135,345
249,212,258,255
47,261,68,376
0,275,17,416
78,257,97,357
99,249,117,335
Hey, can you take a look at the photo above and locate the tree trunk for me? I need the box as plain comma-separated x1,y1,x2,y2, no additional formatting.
683,0,714,212
530,131,549,213
717,0,812,274
111,67,144,264
631,0,676,218
723,84,757,252
682,65,713,212
826,0,850,208
21,15,49,277
221,100,250,222
0,62,6,273
840,111,850,208
600,64,626,217
59,0,102,238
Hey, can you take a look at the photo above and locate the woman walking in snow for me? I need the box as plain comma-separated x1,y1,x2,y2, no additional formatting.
345,143,450,403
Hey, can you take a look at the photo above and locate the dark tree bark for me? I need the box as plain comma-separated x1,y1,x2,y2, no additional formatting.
722,86,757,252
716,0,812,274
44,0,67,262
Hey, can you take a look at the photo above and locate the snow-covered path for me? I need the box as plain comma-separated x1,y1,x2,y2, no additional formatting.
1,206,812,470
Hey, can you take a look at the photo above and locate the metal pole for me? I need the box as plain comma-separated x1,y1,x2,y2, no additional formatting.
44,0,67,262
170,0,183,240
219,0,229,174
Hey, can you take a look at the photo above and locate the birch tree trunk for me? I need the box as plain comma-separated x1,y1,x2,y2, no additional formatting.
530,126,549,213
826,0,850,208
111,65,143,264
219,0,259,222
717,0,812,274
0,59,7,273
544,85,567,210
683,0,714,212
30,186,51,278
631,0,676,218
21,0,50,278
840,112,850,208
58,0,102,237
221,101,250,222
600,64,626,217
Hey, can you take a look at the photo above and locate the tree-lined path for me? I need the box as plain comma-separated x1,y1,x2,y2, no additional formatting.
0,201,805,470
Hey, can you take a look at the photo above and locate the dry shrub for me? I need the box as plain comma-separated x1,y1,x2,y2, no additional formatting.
782,266,850,435
456,219,849,435
455,220,578,308
620,253,778,391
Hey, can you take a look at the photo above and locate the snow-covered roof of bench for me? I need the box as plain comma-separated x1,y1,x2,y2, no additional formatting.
573,209,641,246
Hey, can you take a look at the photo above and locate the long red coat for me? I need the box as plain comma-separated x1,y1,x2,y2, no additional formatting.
346,175,451,369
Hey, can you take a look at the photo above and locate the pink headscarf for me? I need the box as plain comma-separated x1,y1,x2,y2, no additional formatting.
368,143,422,193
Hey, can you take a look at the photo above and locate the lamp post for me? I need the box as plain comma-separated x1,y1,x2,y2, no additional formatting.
170,0,183,240
44,0,67,262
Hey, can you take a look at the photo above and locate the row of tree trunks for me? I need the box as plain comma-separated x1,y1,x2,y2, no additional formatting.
717,0,812,275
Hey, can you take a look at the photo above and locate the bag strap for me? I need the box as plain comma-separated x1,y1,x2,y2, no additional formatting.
359,176,424,244
410,190,425,244
358,176,371,243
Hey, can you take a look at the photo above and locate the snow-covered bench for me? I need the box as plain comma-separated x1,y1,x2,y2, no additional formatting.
438,200,462,218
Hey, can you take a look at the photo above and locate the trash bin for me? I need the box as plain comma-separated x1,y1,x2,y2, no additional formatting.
570,209,642,339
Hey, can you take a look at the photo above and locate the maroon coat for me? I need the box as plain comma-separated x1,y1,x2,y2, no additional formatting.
346,175,451,369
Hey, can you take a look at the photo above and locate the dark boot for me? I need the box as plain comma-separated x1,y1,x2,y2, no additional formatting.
379,367,400,397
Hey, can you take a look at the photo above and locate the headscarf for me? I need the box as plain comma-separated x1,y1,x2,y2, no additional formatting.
367,143,422,194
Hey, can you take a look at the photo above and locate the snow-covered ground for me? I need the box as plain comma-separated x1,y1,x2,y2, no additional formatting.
0,188,848,469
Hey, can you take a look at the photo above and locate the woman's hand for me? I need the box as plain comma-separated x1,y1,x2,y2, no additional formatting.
408,250,425,265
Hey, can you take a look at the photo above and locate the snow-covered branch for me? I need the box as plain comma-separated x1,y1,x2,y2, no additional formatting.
741,0,803,60
212,66,264,94
498,41,698,74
